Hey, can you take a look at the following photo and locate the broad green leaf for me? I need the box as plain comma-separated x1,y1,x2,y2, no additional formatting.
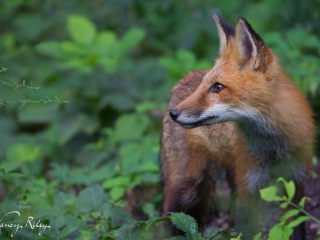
109,206,132,228
49,215,66,233
94,31,117,50
59,114,99,145
78,185,105,211
7,143,41,163
110,187,126,200
158,57,180,75
142,203,155,218
280,202,289,209
36,41,65,58
287,216,310,228
3,173,24,179
204,226,222,239
61,41,88,56
140,163,159,172
196,59,213,70
97,57,120,73
144,216,170,230
260,186,282,202
59,216,80,237
113,113,148,142
298,197,307,208
122,154,141,174
135,102,159,113
231,233,242,240
112,221,139,240
68,15,97,45
98,94,134,111
169,212,198,235
129,175,142,188
141,172,160,184
278,178,295,201
18,105,59,124
176,49,196,64
102,176,131,189
253,232,262,240
119,27,145,55
1,161,21,173
79,230,94,240
280,209,300,223
268,223,292,240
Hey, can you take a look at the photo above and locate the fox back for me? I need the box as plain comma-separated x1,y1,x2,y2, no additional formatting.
160,15,315,240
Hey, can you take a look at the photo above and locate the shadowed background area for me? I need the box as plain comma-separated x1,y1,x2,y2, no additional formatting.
0,0,319,239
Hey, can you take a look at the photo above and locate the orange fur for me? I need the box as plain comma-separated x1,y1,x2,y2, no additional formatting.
161,15,315,240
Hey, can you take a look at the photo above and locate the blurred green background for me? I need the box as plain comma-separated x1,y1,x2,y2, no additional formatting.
0,0,319,239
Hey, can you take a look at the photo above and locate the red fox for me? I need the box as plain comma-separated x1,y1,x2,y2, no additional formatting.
161,15,315,240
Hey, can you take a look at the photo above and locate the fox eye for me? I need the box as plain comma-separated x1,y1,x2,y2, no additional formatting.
209,82,225,93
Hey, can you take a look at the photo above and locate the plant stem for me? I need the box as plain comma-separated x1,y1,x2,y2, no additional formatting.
287,201,320,225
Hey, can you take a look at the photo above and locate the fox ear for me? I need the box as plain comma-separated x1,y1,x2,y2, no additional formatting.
213,14,235,55
235,17,264,69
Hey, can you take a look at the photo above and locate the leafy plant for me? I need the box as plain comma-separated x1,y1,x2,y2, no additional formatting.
36,15,146,73
159,49,212,84
0,68,67,108
165,212,238,240
260,178,320,240
264,29,320,96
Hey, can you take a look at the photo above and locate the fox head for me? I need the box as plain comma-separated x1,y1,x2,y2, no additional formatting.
169,15,279,129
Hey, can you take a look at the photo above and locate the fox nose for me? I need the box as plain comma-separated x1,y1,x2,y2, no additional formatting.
169,109,179,120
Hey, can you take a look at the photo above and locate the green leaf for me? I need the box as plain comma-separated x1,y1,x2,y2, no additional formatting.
36,41,65,59
298,197,307,208
278,178,295,201
49,215,66,233
94,31,117,50
176,49,196,64
170,212,195,233
3,173,24,179
119,27,145,55
7,143,41,163
110,187,126,201
268,223,292,240
253,232,262,240
140,163,159,172
280,209,300,223
135,102,159,113
102,176,131,189
78,185,105,211
61,41,88,55
97,57,119,73
204,226,222,239
109,206,132,228
112,220,139,240
169,212,200,239
144,216,170,230
260,186,283,202
1,161,21,174
287,216,310,228
68,15,97,45
113,113,148,143
231,233,242,240
280,202,289,209
18,105,59,124
59,216,80,237
79,230,94,240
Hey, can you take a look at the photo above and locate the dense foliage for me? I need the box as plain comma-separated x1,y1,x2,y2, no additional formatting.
0,0,319,239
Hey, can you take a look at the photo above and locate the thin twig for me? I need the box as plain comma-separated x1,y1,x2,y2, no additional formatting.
0,80,40,90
